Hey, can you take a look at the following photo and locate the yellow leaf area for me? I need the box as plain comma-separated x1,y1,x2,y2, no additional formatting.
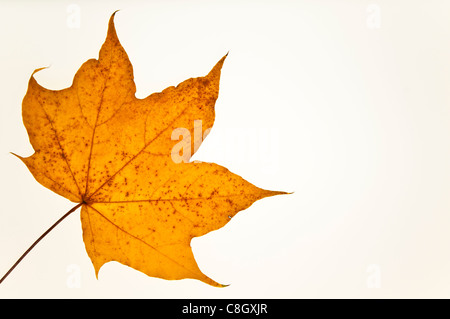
17,12,286,287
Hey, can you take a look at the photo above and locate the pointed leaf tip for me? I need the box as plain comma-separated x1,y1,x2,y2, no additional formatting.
31,66,49,76
110,10,120,23
207,54,228,78
10,152,23,160
263,190,291,198
107,11,119,38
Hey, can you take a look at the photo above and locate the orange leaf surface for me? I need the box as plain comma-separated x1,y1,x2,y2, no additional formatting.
17,12,286,287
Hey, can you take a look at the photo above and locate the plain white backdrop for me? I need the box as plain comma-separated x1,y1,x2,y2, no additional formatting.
1,0,450,298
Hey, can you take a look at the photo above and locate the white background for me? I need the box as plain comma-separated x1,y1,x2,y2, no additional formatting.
1,0,450,298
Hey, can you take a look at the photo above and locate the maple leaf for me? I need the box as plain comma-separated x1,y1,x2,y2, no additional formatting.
8,12,287,287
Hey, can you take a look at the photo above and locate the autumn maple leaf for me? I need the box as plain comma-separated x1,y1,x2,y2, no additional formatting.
3,12,287,287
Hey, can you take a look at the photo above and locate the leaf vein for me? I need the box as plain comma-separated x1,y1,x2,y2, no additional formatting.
87,204,200,277
37,98,82,198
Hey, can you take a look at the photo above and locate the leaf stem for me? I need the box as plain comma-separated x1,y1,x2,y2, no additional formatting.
0,203,83,285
